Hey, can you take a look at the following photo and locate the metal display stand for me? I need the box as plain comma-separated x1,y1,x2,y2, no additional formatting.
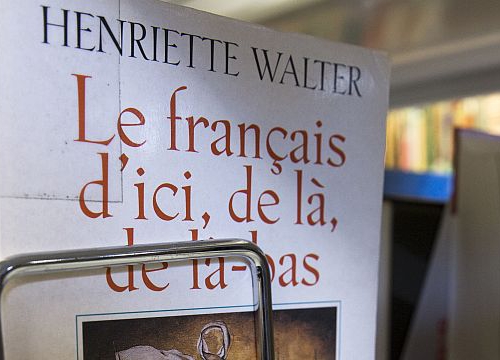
0,239,275,360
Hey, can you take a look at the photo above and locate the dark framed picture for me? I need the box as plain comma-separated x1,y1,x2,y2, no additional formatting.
81,305,338,359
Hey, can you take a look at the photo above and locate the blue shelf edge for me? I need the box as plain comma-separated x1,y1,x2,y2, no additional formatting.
383,170,453,203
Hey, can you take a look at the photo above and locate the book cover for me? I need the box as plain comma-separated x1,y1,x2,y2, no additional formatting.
0,0,390,358
449,129,500,360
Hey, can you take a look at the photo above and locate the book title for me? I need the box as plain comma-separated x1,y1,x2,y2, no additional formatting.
74,74,346,294
45,5,355,295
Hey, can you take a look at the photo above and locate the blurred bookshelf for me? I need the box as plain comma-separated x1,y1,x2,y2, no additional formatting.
384,91,500,202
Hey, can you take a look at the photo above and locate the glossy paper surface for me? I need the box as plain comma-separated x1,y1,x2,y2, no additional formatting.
0,1,389,359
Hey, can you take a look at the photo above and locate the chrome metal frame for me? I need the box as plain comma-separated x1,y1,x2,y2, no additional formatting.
0,239,274,360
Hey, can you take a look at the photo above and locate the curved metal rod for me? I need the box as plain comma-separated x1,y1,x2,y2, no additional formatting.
0,239,274,360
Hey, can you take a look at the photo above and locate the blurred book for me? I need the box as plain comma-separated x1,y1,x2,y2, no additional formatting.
385,92,500,175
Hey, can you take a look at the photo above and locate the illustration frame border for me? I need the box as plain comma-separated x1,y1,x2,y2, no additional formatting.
76,300,341,360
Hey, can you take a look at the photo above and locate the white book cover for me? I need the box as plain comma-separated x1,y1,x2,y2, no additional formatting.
448,129,500,360
0,1,390,359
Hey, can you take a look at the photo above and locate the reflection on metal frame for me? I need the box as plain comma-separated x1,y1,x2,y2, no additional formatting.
0,239,274,360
